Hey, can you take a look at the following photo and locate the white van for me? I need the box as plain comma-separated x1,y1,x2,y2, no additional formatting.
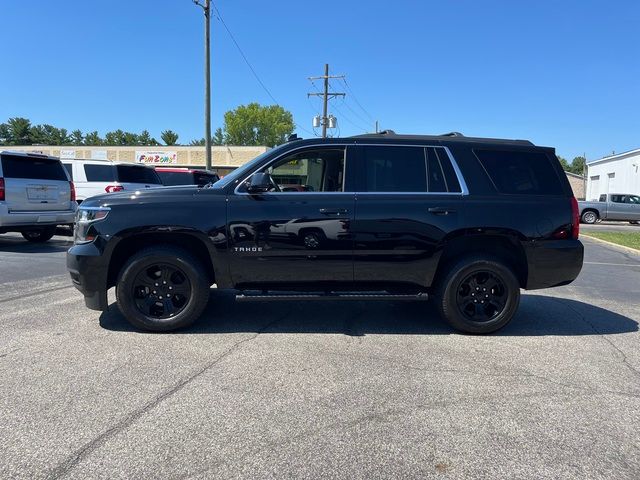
62,159,162,202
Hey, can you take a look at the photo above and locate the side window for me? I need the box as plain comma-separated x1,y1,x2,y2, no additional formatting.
474,149,564,195
85,164,116,182
599,194,607,202
434,148,461,193
363,146,427,192
63,163,74,180
610,195,624,203
426,147,447,193
626,195,640,204
267,148,345,192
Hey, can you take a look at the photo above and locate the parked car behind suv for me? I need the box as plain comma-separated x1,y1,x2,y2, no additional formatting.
0,151,76,242
62,159,162,202
68,132,583,334
578,193,640,224
154,167,220,187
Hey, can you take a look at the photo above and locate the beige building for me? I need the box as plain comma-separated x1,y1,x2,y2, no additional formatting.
565,171,586,200
4,145,269,176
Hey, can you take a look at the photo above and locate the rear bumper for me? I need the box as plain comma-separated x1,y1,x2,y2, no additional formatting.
525,239,584,290
0,205,76,229
67,242,109,311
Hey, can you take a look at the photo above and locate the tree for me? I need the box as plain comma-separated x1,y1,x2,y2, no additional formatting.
557,155,570,171
70,129,84,145
569,156,586,175
0,123,9,144
138,130,159,146
161,130,179,146
84,131,103,145
7,117,32,145
105,129,126,146
212,127,225,145
223,103,294,147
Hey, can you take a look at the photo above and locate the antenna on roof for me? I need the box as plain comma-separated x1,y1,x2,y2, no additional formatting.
440,132,464,137
377,130,396,135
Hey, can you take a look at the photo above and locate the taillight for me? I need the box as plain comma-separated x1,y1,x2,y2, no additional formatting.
0,178,4,201
70,181,76,202
105,185,124,193
570,196,580,239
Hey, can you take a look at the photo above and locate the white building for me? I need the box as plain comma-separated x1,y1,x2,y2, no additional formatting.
585,148,640,200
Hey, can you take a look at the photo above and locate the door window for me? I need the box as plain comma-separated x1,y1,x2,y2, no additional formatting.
624,195,640,204
363,146,427,192
265,148,345,192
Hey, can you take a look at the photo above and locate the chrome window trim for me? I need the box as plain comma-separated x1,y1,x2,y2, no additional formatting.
232,143,469,196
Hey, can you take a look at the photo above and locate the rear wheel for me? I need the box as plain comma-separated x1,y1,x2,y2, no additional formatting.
116,246,210,331
435,256,520,334
581,210,598,224
21,226,56,243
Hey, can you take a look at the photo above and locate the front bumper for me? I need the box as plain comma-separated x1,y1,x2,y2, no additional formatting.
525,239,584,290
67,242,109,311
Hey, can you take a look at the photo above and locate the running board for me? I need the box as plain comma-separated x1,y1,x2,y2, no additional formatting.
235,292,429,302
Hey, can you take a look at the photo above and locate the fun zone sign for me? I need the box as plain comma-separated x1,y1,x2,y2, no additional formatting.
135,151,178,164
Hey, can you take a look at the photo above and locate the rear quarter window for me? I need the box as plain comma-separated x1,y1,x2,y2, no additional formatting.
117,165,161,184
157,171,194,186
84,164,116,182
474,149,564,195
1,154,68,181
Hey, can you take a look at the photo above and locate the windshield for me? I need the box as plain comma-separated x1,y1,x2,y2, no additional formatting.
209,147,281,189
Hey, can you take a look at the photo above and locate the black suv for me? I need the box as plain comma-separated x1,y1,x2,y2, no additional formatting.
67,132,583,333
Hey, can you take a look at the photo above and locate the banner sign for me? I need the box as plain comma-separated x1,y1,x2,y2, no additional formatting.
92,150,108,160
135,151,178,164
60,149,76,159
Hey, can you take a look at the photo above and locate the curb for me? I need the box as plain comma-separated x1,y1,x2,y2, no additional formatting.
580,234,640,255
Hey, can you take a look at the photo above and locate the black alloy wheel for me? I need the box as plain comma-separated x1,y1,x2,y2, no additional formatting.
131,263,191,319
456,271,507,322
116,246,210,332
435,255,520,334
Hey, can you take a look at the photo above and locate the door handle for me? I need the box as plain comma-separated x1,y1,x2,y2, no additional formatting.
428,207,456,215
319,208,348,216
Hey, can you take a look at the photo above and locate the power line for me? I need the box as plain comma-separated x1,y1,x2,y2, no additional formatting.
340,78,375,122
210,2,313,136
329,81,373,129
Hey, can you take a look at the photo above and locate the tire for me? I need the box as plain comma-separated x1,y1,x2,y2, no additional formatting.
21,226,56,243
116,246,211,332
434,256,520,334
581,210,598,224
300,230,325,249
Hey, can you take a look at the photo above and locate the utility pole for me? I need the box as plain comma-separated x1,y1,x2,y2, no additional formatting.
308,64,345,138
193,0,212,169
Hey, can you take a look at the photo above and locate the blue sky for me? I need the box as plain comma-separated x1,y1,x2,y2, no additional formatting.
0,0,638,161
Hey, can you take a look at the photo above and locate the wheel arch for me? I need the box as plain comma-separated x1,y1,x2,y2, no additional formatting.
107,231,216,289
434,230,528,289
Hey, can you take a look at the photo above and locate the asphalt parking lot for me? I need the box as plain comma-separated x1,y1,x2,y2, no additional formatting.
1,231,639,479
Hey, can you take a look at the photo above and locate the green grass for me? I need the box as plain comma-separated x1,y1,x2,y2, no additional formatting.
582,231,640,251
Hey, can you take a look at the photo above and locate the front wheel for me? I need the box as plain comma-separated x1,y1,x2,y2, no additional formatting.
435,256,520,334
21,226,56,243
116,246,211,332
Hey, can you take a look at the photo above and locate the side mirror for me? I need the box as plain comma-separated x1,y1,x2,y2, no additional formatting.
247,172,272,194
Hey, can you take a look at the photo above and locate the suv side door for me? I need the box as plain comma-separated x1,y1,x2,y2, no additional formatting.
226,145,356,286
352,144,466,288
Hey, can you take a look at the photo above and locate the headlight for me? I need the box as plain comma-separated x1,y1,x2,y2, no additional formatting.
74,207,110,244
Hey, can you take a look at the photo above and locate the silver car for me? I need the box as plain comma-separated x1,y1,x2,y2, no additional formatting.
0,151,77,242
